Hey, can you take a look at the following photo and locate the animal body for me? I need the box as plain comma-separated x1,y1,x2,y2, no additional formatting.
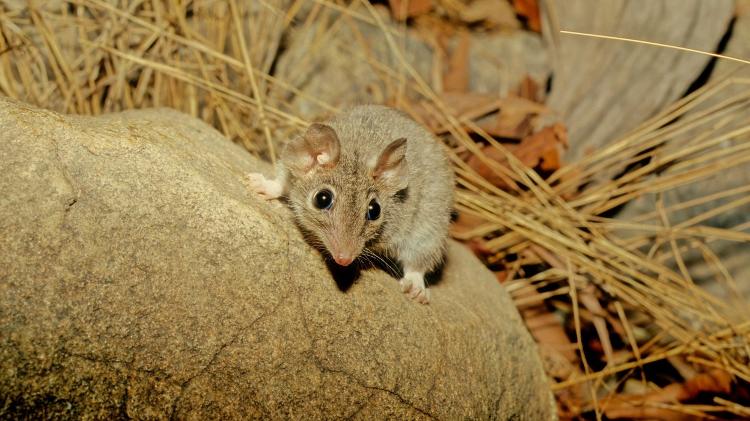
247,105,454,304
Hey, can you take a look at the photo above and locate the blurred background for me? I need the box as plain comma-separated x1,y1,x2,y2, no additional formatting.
1,0,748,418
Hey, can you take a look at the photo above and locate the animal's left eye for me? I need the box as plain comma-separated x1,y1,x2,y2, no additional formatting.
313,189,334,210
366,199,380,221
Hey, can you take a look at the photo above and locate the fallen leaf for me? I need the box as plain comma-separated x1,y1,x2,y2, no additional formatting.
555,166,584,200
465,238,493,257
465,122,568,189
465,146,521,189
388,0,433,21
443,31,471,93
464,144,520,189
495,270,509,282
450,213,482,237
602,369,734,419
403,92,500,133
520,297,579,364
512,0,541,32
405,92,557,139
479,96,551,139
517,75,540,102
539,346,578,380
440,92,499,120
459,0,520,29
514,122,568,171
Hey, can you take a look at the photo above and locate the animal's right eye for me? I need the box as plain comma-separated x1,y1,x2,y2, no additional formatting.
313,189,334,210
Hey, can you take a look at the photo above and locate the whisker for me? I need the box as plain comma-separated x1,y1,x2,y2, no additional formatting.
362,248,400,277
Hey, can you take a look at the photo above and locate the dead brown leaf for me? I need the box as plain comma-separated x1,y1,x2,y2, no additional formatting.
465,122,568,189
459,0,520,29
520,296,579,364
443,31,471,93
403,92,500,133
405,92,557,140
464,144,521,189
479,96,551,139
465,238,493,257
465,145,520,189
515,122,568,171
517,75,539,102
495,270,509,282
602,369,734,419
450,210,488,239
389,0,433,21
512,0,541,32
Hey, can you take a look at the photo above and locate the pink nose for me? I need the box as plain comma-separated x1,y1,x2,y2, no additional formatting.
334,255,354,266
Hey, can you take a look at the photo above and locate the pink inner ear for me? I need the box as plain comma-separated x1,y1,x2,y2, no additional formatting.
373,138,407,180
316,152,331,165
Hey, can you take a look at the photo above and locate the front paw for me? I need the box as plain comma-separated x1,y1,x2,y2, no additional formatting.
246,172,283,200
399,272,430,304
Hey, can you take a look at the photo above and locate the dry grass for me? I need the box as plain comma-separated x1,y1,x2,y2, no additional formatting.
1,0,748,418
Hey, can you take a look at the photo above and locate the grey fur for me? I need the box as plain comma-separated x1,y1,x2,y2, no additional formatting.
253,105,454,302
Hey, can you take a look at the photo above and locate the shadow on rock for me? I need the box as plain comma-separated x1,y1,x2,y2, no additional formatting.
323,258,361,292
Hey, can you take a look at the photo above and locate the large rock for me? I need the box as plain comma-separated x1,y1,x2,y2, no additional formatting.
272,5,550,120
546,0,734,164
615,1,750,309
0,97,555,419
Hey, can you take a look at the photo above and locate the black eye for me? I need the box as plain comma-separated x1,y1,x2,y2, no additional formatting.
366,199,380,221
314,189,333,210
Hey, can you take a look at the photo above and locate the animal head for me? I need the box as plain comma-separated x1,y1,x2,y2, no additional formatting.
282,123,407,266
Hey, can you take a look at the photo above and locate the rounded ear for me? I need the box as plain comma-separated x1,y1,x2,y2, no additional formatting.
282,123,340,173
372,138,408,191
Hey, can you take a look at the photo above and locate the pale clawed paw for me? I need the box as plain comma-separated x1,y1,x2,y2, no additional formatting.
246,172,283,200
399,271,430,304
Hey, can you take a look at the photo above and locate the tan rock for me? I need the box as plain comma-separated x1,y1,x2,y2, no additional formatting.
272,9,550,120
614,2,750,312
0,97,555,419
546,0,734,164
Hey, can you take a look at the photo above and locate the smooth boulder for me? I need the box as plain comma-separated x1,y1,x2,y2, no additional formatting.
0,97,555,419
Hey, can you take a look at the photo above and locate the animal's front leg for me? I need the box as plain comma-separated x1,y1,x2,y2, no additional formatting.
246,172,284,200
399,269,430,304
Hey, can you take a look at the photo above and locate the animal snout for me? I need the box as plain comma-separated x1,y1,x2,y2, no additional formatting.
333,253,354,267
328,236,357,267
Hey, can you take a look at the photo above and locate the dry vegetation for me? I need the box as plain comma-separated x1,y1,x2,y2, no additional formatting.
1,0,748,419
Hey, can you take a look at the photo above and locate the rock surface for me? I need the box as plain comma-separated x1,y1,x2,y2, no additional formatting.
0,98,555,419
272,5,550,120
615,0,750,310
546,0,734,164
